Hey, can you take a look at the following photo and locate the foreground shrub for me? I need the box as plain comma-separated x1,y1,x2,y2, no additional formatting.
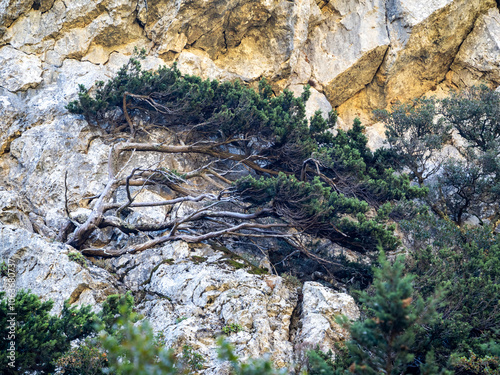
0,290,97,374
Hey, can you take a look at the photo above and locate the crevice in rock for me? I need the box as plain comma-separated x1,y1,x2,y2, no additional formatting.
222,30,228,53
32,0,56,13
134,1,149,39
141,258,174,287
135,22,153,46
315,0,335,15
441,10,486,91
288,286,303,347
369,44,390,88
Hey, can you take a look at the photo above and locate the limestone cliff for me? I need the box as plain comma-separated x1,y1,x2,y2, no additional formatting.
0,0,499,372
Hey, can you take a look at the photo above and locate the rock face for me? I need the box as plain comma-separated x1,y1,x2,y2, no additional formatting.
296,282,360,353
449,7,500,89
338,0,497,125
0,0,499,371
0,225,121,314
0,220,359,371
1,0,496,120
110,241,358,372
303,0,390,107
0,45,43,92
140,252,298,372
380,0,496,104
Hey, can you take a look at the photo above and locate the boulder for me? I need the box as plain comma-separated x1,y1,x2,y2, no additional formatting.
295,281,359,354
138,247,299,371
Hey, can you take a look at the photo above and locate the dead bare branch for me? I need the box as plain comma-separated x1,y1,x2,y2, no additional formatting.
81,223,289,257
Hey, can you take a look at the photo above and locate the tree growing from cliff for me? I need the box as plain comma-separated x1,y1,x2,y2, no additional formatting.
305,253,449,375
376,85,500,226
64,52,424,287
401,213,500,372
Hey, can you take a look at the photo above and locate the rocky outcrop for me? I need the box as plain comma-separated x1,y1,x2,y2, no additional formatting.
0,221,359,370
381,0,496,103
302,0,389,107
0,225,121,314
111,241,358,372
140,256,298,371
338,0,497,125
296,281,359,353
449,7,500,89
1,0,499,371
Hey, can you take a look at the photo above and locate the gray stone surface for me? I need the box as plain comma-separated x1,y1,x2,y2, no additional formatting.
0,46,43,92
296,281,360,353
0,225,121,314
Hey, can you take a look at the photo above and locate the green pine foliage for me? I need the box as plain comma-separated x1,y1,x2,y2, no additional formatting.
98,291,136,334
337,252,440,375
402,214,500,371
307,345,350,375
440,85,500,153
0,290,98,374
0,290,145,374
100,318,178,375
236,173,399,253
54,338,107,375
304,253,449,375
67,51,321,172
181,345,206,372
217,337,287,375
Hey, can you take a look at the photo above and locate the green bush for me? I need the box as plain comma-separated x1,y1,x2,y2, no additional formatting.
181,345,206,372
0,290,97,374
402,214,500,370
54,338,107,375
98,291,136,334
307,345,350,375
100,317,178,375
377,86,500,226
222,323,243,335
333,252,447,375
67,251,88,268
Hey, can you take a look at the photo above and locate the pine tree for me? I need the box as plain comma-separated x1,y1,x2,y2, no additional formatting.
0,290,97,374
338,252,439,375
65,52,425,273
